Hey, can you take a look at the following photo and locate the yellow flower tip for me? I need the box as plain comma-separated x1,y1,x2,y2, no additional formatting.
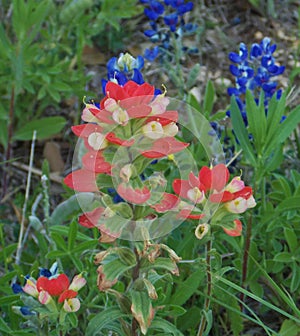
168,154,175,161
161,84,167,95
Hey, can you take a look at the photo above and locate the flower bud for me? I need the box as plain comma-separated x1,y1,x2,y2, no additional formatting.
195,223,210,240
63,298,80,313
88,132,108,150
38,290,52,305
22,278,39,298
142,121,164,139
120,164,133,183
69,274,86,292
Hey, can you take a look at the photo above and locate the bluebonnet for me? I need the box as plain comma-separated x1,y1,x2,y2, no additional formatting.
101,53,145,94
20,306,35,316
140,0,196,62
12,282,24,294
227,37,285,123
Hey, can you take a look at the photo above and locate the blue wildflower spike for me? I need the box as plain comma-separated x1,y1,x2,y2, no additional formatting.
140,0,197,62
227,37,285,125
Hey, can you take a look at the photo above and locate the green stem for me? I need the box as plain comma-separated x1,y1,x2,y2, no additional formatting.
240,174,259,306
197,239,212,336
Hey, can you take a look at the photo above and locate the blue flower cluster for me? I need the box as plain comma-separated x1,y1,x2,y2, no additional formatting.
140,0,197,61
11,262,58,317
101,53,145,93
227,37,285,123
101,52,162,95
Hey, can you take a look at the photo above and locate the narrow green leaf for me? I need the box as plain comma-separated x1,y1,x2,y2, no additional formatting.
265,104,300,155
13,116,66,141
0,120,8,149
0,295,20,305
230,96,256,165
264,93,286,150
45,250,68,259
0,317,12,333
86,307,126,336
245,90,266,153
186,63,200,90
284,227,298,253
273,252,292,263
203,80,215,117
170,268,205,305
150,317,184,335
68,219,78,251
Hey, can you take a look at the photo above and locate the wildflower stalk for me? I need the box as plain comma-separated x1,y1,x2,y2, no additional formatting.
197,238,212,336
15,130,37,266
131,246,141,336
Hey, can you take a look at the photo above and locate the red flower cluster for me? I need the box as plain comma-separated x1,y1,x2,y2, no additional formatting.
23,273,86,312
152,164,256,237
64,80,189,234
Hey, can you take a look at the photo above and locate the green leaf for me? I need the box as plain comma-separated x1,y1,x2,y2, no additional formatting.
0,120,8,149
291,262,300,292
50,193,95,226
45,250,68,259
0,317,12,333
170,268,205,305
102,255,135,281
0,295,20,306
86,307,126,336
131,290,153,335
203,79,215,117
143,258,178,275
50,225,94,242
279,319,300,336
159,304,186,317
230,96,256,166
150,317,184,335
284,227,298,253
245,90,266,153
265,104,300,155
186,63,200,90
13,116,66,140
71,239,98,254
68,219,78,251
276,196,300,213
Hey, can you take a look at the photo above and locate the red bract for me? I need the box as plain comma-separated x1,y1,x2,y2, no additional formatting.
117,183,151,204
82,150,112,174
71,124,104,137
141,137,189,158
177,209,205,220
151,193,180,212
64,169,98,192
106,132,135,146
78,207,105,228
37,274,69,296
145,110,178,125
198,164,229,192
58,289,78,303
209,186,253,203
78,207,119,242
102,81,155,110
223,219,242,236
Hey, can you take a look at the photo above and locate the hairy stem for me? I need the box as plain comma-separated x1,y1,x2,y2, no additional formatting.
197,239,212,336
